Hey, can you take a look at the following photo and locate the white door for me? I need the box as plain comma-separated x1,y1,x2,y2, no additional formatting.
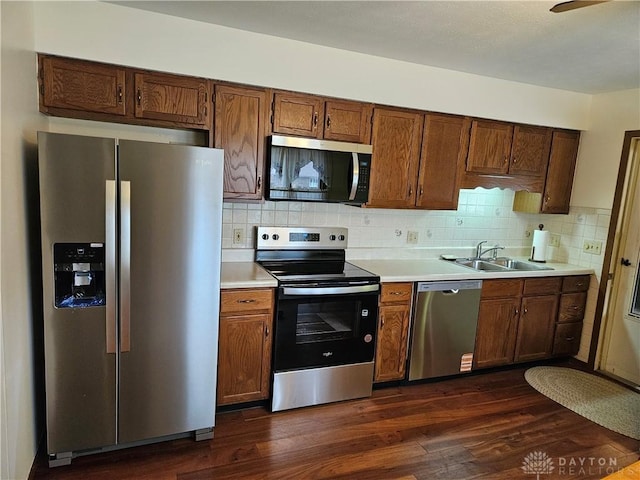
601,139,640,386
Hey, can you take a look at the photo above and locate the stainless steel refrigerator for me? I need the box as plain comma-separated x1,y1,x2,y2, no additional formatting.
38,132,224,466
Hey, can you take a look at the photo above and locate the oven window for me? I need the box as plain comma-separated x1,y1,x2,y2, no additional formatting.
295,301,358,344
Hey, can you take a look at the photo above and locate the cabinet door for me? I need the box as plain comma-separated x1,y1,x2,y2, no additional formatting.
367,108,424,208
509,125,552,177
416,114,470,210
217,313,273,405
558,292,587,323
553,322,583,356
474,298,520,369
514,295,558,362
541,130,580,214
323,100,373,144
374,303,410,382
134,72,209,127
466,120,513,174
40,56,126,115
272,92,324,138
215,84,267,200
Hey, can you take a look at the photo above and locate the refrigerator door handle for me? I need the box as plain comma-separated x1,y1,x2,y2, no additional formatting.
120,180,131,352
105,180,117,354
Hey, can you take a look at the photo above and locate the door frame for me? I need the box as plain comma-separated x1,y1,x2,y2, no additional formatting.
588,130,640,368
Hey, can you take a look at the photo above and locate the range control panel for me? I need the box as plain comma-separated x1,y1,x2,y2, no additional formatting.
256,227,348,250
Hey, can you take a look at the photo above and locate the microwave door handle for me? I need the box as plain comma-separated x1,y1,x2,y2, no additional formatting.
348,153,359,201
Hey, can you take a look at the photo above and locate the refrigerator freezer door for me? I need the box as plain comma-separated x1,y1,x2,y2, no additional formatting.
38,132,117,454
117,141,223,443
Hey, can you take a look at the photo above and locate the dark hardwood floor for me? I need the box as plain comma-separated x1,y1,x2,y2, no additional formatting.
30,362,639,480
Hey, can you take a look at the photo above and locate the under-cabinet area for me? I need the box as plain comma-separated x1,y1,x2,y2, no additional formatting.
37,53,581,211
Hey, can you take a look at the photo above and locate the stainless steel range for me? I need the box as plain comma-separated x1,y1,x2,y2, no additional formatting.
256,226,380,412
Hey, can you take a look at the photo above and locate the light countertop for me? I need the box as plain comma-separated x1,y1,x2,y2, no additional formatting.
350,258,594,283
220,262,277,289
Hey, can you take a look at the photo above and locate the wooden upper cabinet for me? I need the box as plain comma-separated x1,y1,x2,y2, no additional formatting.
367,107,424,209
134,72,209,127
272,92,325,138
466,120,514,174
272,93,373,143
214,84,268,200
542,130,580,214
323,100,373,144
510,125,552,177
416,114,471,210
40,55,126,116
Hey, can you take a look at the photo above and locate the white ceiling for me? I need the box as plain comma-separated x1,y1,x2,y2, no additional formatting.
112,1,640,94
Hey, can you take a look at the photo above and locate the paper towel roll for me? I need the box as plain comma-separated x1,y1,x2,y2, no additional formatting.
530,229,550,262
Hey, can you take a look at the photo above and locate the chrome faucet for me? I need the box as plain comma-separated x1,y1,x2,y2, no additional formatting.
476,241,505,260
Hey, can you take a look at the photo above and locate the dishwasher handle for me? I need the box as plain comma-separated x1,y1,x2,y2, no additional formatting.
416,280,482,292
441,289,460,295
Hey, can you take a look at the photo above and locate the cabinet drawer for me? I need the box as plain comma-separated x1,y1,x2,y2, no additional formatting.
562,275,590,293
221,289,274,314
553,322,583,356
523,277,562,296
558,292,587,322
481,279,523,298
380,283,413,304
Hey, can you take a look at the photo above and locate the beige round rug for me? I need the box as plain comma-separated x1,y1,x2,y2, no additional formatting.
525,366,640,440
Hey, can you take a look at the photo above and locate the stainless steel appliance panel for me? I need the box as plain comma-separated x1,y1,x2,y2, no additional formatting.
272,362,374,412
409,280,482,381
38,132,117,453
117,141,223,443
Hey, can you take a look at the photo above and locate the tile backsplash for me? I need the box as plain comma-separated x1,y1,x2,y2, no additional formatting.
223,187,611,280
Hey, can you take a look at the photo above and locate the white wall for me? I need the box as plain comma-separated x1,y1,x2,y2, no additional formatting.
33,1,591,130
1,2,47,479
572,88,640,209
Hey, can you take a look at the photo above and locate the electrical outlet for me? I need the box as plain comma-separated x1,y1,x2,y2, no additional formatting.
407,231,419,244
583,240,602,255
550,234,561,247
233,228,245,245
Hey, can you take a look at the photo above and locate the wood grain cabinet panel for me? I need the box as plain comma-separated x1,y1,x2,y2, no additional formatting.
272,92,325,138
323,100,373,144
514,294,558,362
466,120,514,175
509,125,552,177
214,84,268,200
416,114,471,210
218,288,274,406
134,72,209,127
542,130,580,214
40,56,126,115
553,321,583,356
558,292,588,323
367,107,424,209
375,282,412,383
474,297,520,368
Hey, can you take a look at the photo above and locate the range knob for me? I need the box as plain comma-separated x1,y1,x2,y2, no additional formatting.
272,234,280,240
261,234,269,240
338,235,345,241
329,234,336,241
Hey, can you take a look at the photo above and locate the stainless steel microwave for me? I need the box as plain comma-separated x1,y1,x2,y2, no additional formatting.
266,135,373,205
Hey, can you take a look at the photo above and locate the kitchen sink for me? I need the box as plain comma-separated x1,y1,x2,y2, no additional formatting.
452,257,554,272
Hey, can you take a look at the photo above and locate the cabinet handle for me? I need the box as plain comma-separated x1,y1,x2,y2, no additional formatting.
504,156,509,164
237,299,256,304
523,307,528,315
419,187,424,196
137,88,142,106
326,115,331,129
257,176,262,190
380,316,385,328
576,282,584,287
565,336,575,341
572,305,580,310
117,85,123,104
512,157,518,164
313,112,318,126
514,308,519,316
408,187,413,197
544,194,550,205
265,327,270,337
390,291,403,295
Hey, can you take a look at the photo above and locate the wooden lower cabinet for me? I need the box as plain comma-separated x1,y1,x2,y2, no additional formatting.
217,288,274,406
474,277,567,368
374,283,412,382
474,297,520,368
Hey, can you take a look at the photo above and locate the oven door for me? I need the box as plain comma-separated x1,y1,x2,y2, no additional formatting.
273,283,379,371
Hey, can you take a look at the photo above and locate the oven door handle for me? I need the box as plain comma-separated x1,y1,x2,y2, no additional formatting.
282,284,379,296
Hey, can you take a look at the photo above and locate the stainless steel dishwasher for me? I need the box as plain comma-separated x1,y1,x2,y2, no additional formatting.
408,280,483,380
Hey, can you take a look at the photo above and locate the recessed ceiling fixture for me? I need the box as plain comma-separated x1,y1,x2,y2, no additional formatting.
550,0,610,13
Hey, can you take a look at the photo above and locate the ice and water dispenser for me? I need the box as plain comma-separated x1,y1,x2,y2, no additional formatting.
53,243,106,308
